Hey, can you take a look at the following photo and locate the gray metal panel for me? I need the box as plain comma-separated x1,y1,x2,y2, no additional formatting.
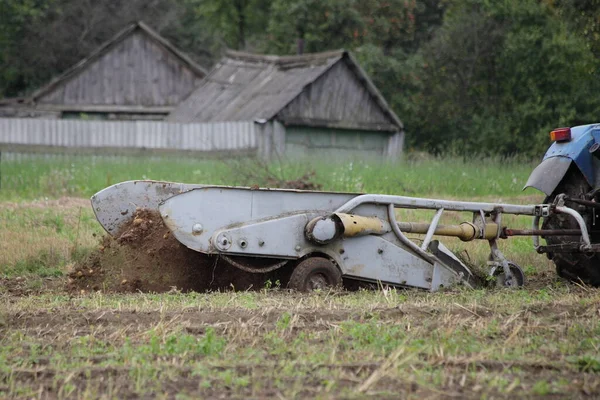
0,118,258,154
340,235,434,289
159,187,358,254
524,156,572,196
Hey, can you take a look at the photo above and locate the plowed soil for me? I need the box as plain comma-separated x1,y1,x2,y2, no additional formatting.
67,209,276,293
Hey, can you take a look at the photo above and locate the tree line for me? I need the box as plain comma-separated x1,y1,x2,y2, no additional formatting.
2,0,599,156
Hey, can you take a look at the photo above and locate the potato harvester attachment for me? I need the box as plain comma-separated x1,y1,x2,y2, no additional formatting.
92,181,590,291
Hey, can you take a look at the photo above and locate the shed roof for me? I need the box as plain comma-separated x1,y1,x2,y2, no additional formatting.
168,50,402,130
29,21,207,105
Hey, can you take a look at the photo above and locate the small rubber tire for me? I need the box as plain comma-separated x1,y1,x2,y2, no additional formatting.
492,262,525,288
288,257,342,292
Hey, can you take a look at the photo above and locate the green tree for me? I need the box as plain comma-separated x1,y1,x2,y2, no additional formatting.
550,0,600,57
266,0,363,54
354,0,418,53
191,0,271,50
0,0,54,97
405,0,600,156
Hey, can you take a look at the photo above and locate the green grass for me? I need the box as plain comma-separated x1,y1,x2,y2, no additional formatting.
0,199,102,279
0,153,538,200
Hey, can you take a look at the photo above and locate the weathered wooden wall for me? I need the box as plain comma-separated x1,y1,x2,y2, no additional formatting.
0,119,258,156
37,31,202,107
277,61,396,131
285,126,392,160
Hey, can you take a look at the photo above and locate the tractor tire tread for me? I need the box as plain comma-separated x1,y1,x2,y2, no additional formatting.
544,166,600,287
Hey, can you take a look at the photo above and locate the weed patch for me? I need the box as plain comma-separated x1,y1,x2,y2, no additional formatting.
2,249,64,278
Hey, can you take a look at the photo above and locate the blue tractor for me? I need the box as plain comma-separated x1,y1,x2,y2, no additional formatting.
526,124,600,286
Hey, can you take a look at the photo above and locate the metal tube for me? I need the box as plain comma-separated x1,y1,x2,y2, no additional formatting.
396,221,499,242
555,206,592,247
335,213,391,237
565,197,600,209
532,215,541,248
387,204,436,264
421,208,444,250
503,228,581,236
397,222,469,237
337,194,541,215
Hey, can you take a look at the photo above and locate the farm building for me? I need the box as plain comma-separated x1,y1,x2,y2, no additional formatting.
0,22,206,120
168,50,404,159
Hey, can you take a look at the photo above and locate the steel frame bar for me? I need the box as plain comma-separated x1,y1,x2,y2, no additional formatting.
422,208,444,251
337,193,592,256
336,194,544,215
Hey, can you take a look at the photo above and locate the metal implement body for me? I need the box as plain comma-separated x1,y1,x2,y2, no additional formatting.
156,186,590,291
159,187,460,290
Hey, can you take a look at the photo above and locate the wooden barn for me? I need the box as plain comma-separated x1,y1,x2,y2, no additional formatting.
2,22,206,120
168,50,404,159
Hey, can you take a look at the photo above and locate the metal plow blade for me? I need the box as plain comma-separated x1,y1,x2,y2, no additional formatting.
91,180,205,235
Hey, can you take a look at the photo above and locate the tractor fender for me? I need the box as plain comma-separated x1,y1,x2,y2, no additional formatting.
524,124,600,196
524,156,573,196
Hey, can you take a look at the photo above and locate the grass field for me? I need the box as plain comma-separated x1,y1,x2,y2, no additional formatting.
0,153,536,200
1,155,599,399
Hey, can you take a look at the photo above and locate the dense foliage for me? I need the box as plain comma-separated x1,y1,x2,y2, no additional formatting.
1,0,599,156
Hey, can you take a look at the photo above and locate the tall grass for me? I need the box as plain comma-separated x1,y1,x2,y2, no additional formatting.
0,153,539,200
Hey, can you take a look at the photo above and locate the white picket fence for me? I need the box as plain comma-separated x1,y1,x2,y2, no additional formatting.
0,118,259,156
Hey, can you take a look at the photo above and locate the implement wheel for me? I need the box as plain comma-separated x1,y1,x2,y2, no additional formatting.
492,262,525,288
288,257,342,292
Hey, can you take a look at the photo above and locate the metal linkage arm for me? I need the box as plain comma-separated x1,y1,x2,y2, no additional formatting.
421,208,444,251
555,206,591,248
336,194,543,216
387,204,436,264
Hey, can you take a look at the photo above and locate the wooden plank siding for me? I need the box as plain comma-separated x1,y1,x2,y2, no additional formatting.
37,31,202,108
0,118,258,156
277,61,394,132
285,126,391,160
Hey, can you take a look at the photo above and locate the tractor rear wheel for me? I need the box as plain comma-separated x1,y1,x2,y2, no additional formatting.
543,167,600,286
288,257,342,291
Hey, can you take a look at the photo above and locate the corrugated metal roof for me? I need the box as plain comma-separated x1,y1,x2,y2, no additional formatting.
168,50,402,130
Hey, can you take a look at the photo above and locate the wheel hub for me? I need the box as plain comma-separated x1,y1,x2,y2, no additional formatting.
308,273,328,290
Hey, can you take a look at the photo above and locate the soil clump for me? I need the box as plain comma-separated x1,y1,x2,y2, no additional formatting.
266,171,322,190
68,208,275,294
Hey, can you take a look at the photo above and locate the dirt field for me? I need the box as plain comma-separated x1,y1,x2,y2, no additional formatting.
2,285,600,399
1,198,600,398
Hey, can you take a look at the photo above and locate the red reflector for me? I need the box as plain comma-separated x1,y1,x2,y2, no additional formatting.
550,127,571,142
